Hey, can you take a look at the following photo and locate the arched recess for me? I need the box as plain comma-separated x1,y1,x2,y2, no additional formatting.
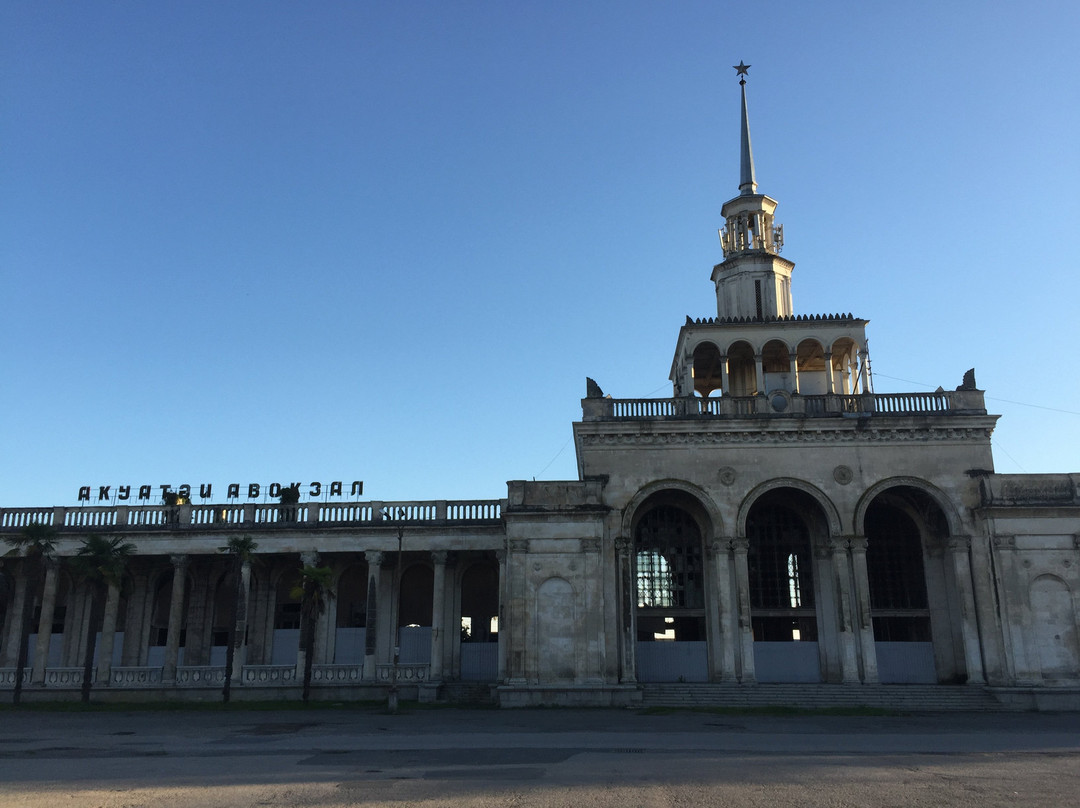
1028,575,1079,682
736,478,842,539
761,339,791,393
398,563,433,664
148,569,191,667
830,337,862,394
860,483,967,684
535,577,577,682
334,561,369,664
628,486,716,683
727,340,757,396
460,561,499,681
854,477,965,541
796,338,827,395
742,484,836,683
691,341,725,398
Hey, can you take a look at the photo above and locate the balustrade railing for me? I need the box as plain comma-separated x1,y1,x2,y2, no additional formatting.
0,499,503,533
242,665,297,685
310,664,364,683
175,666,226,686
0,668,30,687
111,667,163,686
375,663,429,683
44,667,90,686
585,390,973,421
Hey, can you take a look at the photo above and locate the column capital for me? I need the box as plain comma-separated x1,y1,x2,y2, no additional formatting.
614,536,632,556
730,537,749,553
946,536,972,553
364,550,384,566
431,551,448,566
494,549,506,563
848,535,868,553
300,551,319,567
169,554,189,570
706,538,732,558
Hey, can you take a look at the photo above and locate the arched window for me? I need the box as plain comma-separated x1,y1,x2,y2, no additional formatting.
635,505,703,610
747,500,817,641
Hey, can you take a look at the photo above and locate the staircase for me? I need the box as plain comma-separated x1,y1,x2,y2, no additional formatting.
640,682,1006,712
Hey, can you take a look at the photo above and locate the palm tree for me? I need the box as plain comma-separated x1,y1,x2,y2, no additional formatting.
291,564,334,703
3,522,57,705
217,535,258,703
69,535,134,703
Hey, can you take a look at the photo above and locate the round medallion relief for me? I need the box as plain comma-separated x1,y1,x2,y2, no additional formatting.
833,465,854,485
719,467,737,486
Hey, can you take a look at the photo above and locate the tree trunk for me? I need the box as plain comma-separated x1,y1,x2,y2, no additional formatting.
301,614,315,703
80,585,103,703
222,557,244,703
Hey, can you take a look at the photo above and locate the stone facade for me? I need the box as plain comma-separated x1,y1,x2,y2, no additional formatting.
1,75,1078,708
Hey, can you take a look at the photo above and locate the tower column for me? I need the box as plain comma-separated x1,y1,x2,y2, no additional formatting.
849,537,879,683
719,355,730,396
788,351,800,393
362,551,382,681
429,552,448,682
824,351,835,394
753,354,764,395
731,538,755,682
162,554,188,683
31,559,60,684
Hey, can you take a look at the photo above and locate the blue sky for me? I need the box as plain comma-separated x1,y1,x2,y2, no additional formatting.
3,2,1079,507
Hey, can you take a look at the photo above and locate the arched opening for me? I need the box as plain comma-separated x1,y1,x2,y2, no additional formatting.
863,486,962,683
334,562,368,664
746,488,825,682
831,337,861,395
727,340,757,396
210,573,236,667
761,339,791,393
147,571,189,667
633,492,709,682
692,341,725,397
460,562,499,681
398,564,433,664
796,338,827,395
270,570,300,665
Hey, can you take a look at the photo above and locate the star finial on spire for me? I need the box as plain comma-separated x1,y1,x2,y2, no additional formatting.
733,61,751,78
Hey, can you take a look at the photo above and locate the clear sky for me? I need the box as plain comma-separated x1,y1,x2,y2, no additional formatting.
3,2,1079,508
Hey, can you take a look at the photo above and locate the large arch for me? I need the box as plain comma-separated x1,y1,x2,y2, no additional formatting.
736,478,842,539
858,482,970,684
854,477,965,540
626,484,719,683
620,479,724,540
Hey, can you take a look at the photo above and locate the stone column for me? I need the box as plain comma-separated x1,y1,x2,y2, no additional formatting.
717,539,738,681
231,560,252,685
848,537,879,683
948,537,985,684
161,555,188,684
31,559,59,684
731,538,755,683
614,537,636,684
362,551,382,681
829,539,859,684
824,351,835,394
121,572,149,666
95,582,121,686
495,548,508,682
719,356,730,396
788,351,800,394
753,354,765,395
429,552,448,681
1,571,28,667
506,539,529,685
298,551,320,678
858,349,870,394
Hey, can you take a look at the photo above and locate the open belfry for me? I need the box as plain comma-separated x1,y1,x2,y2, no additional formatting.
2,66,1078,709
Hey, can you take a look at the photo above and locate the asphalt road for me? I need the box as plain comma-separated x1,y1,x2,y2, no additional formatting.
1,706,1078,807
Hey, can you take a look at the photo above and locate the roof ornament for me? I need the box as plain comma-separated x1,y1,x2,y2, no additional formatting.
733,61,757,195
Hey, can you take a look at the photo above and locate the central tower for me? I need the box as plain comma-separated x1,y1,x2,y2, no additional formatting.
713,63,794,320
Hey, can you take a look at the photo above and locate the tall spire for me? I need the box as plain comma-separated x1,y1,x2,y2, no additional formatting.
733,61,757,196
